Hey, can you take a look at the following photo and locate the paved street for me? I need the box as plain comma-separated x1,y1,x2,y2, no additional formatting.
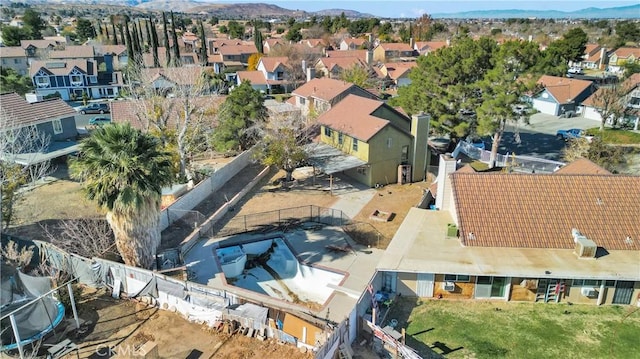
485,113,601,161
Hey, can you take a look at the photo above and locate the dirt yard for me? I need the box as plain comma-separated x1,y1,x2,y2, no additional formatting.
56,287,313,359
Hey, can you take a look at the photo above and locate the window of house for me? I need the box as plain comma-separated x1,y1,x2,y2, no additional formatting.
89,76,97,83
14,59,20,64
300,97,306,105
352,139,358,151
605,280,616,287
1,59,6,65
36,77,49,86
70,75,82,83
572,279,600,287
52,119,63,134
338,132,343,145
324,127,332,137
401,145,409,161
387,137,392,148
444,274,470,282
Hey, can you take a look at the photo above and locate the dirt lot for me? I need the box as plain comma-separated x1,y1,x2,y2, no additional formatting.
47,287,313,359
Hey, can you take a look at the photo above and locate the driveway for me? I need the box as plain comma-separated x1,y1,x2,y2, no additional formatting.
485,113,601,161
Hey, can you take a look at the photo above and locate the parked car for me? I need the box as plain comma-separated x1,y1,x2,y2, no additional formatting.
556,128,593,142
88,116,111,127
568,67,584,75
78,103,110,114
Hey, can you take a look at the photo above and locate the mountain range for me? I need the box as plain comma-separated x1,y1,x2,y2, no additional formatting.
1,0,638,19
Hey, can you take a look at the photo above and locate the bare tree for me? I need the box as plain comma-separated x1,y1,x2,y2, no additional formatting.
269,43,322,91
0,240,34,268
591,85,630,131
0,111,54,230
125,64,220,185
42,218,117,258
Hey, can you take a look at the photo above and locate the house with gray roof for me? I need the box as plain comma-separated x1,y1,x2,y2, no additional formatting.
0,92,78,164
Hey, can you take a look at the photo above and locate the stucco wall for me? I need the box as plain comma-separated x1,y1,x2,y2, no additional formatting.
433,274,475,299
159,148,254,231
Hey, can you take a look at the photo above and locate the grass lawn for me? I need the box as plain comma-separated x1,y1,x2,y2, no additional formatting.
586,128,640,145
386,298,640,359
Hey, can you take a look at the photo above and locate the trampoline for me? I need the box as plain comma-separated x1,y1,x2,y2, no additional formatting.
1,269,66,352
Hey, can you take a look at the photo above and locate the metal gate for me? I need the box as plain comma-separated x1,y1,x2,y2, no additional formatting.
612,281,634,305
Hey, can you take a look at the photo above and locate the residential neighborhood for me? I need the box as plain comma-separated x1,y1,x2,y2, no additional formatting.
1,1,639,359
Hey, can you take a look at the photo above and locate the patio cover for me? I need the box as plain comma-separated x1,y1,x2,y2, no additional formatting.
1,141,79,165
305,143,367,175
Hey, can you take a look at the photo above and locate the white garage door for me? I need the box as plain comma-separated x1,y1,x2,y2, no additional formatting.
533,99,558,116
416,273,435,297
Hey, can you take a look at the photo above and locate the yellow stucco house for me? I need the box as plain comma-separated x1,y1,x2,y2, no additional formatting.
313,94,429,187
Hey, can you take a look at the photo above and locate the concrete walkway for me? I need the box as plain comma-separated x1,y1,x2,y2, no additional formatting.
326,174,377,219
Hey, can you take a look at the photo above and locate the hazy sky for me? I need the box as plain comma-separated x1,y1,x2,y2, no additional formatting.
211,0,640,18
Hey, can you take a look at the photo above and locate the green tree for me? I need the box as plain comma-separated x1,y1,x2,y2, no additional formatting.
393,36,497,137
170,11,181,66
227,20,245,39
539,27,587,75
149,16,160,68
69,123,174,269
75,18,96,42
198,20,208,66
340,65,374,88
254,26,264,54
0,25,29,46
162,12,172,67
0,68,34,95
477,40,540,167
615,21,640,44
110,15,118,45
209,17,219,26
212,81,267,152
285,26,302,42
22,8,45,40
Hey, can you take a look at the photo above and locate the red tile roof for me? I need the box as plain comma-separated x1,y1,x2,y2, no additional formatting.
554,158,610,175
237,70,268,85
451,172,640,250
316,57,366,72
537,75,593,104
0,92,76,129
110,96,224,130
292,78,355,102
317,94,408,142
611,47,640,59
259,56,289,72
325,50,367,61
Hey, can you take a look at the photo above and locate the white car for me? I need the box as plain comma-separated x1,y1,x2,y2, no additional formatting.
568,67,584,75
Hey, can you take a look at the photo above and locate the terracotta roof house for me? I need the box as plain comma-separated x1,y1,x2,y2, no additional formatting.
48,45,95,60
379,62,417,87
206,44,258,72
325,50,369,61
236,71,269,93
573,44,607,70
109,95,224,131
263,38,285,54
0,46,28,75
413,40,449,55
20,39,62,57
582,73,640,129
314,56,367,80
532,75,596,116
0,92,78,164
376,154,640,305
312,94,430,187
372,42,416,63
339,38,367,51
289,77,378,117
607,47,640,73
139,66,206,93
142,47,197,68
30,59,122,101
94,44,128,68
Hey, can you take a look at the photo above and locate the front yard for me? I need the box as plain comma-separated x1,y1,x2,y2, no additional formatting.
385,298,640,359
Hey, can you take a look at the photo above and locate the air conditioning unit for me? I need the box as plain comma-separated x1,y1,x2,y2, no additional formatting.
443,281,455,291
581,287,597,297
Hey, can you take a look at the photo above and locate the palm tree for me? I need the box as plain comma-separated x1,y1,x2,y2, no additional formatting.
69,123,174,268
